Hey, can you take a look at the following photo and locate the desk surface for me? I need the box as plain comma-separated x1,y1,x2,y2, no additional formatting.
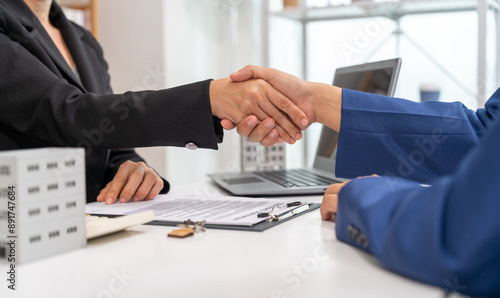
2,181,444,298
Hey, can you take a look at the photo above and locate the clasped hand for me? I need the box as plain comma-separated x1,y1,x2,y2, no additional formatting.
218,65,342,146
210,77,311,146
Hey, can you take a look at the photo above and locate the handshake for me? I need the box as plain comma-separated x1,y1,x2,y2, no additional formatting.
209,65,343,146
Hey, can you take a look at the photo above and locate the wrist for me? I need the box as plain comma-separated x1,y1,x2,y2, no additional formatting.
209,79,222,119
313,83,342,131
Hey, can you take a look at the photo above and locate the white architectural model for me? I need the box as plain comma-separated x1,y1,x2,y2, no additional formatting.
0,148,86,264
240,138,286,171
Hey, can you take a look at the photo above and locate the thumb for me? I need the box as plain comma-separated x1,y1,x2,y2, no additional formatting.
220,119,237,130
230,66,255,82
231,65,297,94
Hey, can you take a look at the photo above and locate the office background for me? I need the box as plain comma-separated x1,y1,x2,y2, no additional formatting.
93,0,498,187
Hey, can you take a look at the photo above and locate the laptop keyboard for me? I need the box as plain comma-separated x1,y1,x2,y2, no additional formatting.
254,169,342,188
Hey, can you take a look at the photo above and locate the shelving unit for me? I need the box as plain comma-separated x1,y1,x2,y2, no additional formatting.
57,0,98,38
271,0,497,22
263,0,500,107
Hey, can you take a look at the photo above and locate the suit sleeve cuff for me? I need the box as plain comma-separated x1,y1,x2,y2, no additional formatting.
335,176,422,254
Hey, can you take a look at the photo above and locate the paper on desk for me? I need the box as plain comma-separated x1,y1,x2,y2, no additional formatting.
85,194,307,226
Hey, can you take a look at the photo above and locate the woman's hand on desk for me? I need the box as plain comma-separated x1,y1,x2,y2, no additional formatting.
96,161,164,205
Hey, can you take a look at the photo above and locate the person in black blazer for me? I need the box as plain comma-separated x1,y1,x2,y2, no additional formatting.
0,0,309,204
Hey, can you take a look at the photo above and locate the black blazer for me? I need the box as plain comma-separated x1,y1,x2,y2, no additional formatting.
0,1,223,202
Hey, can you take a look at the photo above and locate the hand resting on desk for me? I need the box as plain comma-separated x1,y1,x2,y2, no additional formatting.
97,161,164,205
320,175,379,221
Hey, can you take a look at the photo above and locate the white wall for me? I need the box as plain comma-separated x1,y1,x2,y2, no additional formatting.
98,0,261,189
162,0,263,188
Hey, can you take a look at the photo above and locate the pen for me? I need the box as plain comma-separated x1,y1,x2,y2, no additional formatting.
275,204,309,221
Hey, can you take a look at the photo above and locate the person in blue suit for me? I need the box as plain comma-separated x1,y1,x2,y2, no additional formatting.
225,65,500,297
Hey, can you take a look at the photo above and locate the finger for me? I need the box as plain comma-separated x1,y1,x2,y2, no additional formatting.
118,164,145,203
320,194,339,221
240,81,296,144
105,164,132,205
260,86,304,142
241,118,274,141
356,174,380,178
231,65,291,90
132,169,157,202
145,176,164,200
263,121,295,145
324,183,344,196
235,115,260,138
97,183,111,202
265,87,308,130
273,124,298,145
260,128,280,147
231,66,309,129
221,119,237,130
230,65,279,83
242,105,296,144
250,103,295,144
324,181,350,196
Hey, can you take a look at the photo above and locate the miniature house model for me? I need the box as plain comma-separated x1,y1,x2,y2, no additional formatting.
0,148,86,264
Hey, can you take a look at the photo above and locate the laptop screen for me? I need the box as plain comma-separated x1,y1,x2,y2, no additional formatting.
313,58,402,171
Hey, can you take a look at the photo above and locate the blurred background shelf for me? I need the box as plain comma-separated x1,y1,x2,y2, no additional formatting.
57,0,98,38
272,0,499,22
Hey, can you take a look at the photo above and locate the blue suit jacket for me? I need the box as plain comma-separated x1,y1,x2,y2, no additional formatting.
335,88,500,296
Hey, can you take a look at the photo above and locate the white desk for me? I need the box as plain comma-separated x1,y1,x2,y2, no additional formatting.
2,181,444,298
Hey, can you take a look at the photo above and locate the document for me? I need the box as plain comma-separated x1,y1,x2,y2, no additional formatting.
85,195,309,226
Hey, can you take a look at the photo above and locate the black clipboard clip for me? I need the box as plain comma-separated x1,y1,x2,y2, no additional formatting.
257,202,310,222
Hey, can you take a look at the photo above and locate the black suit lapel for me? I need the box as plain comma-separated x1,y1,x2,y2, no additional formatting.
1,0,85,91
50,3,103,93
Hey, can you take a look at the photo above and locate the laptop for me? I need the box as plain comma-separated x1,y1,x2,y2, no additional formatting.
209,58,402,196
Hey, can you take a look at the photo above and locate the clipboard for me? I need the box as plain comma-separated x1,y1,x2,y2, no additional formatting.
143,203,320,232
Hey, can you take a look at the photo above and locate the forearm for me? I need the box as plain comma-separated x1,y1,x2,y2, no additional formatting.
335,89,486,182
1,77,222,150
